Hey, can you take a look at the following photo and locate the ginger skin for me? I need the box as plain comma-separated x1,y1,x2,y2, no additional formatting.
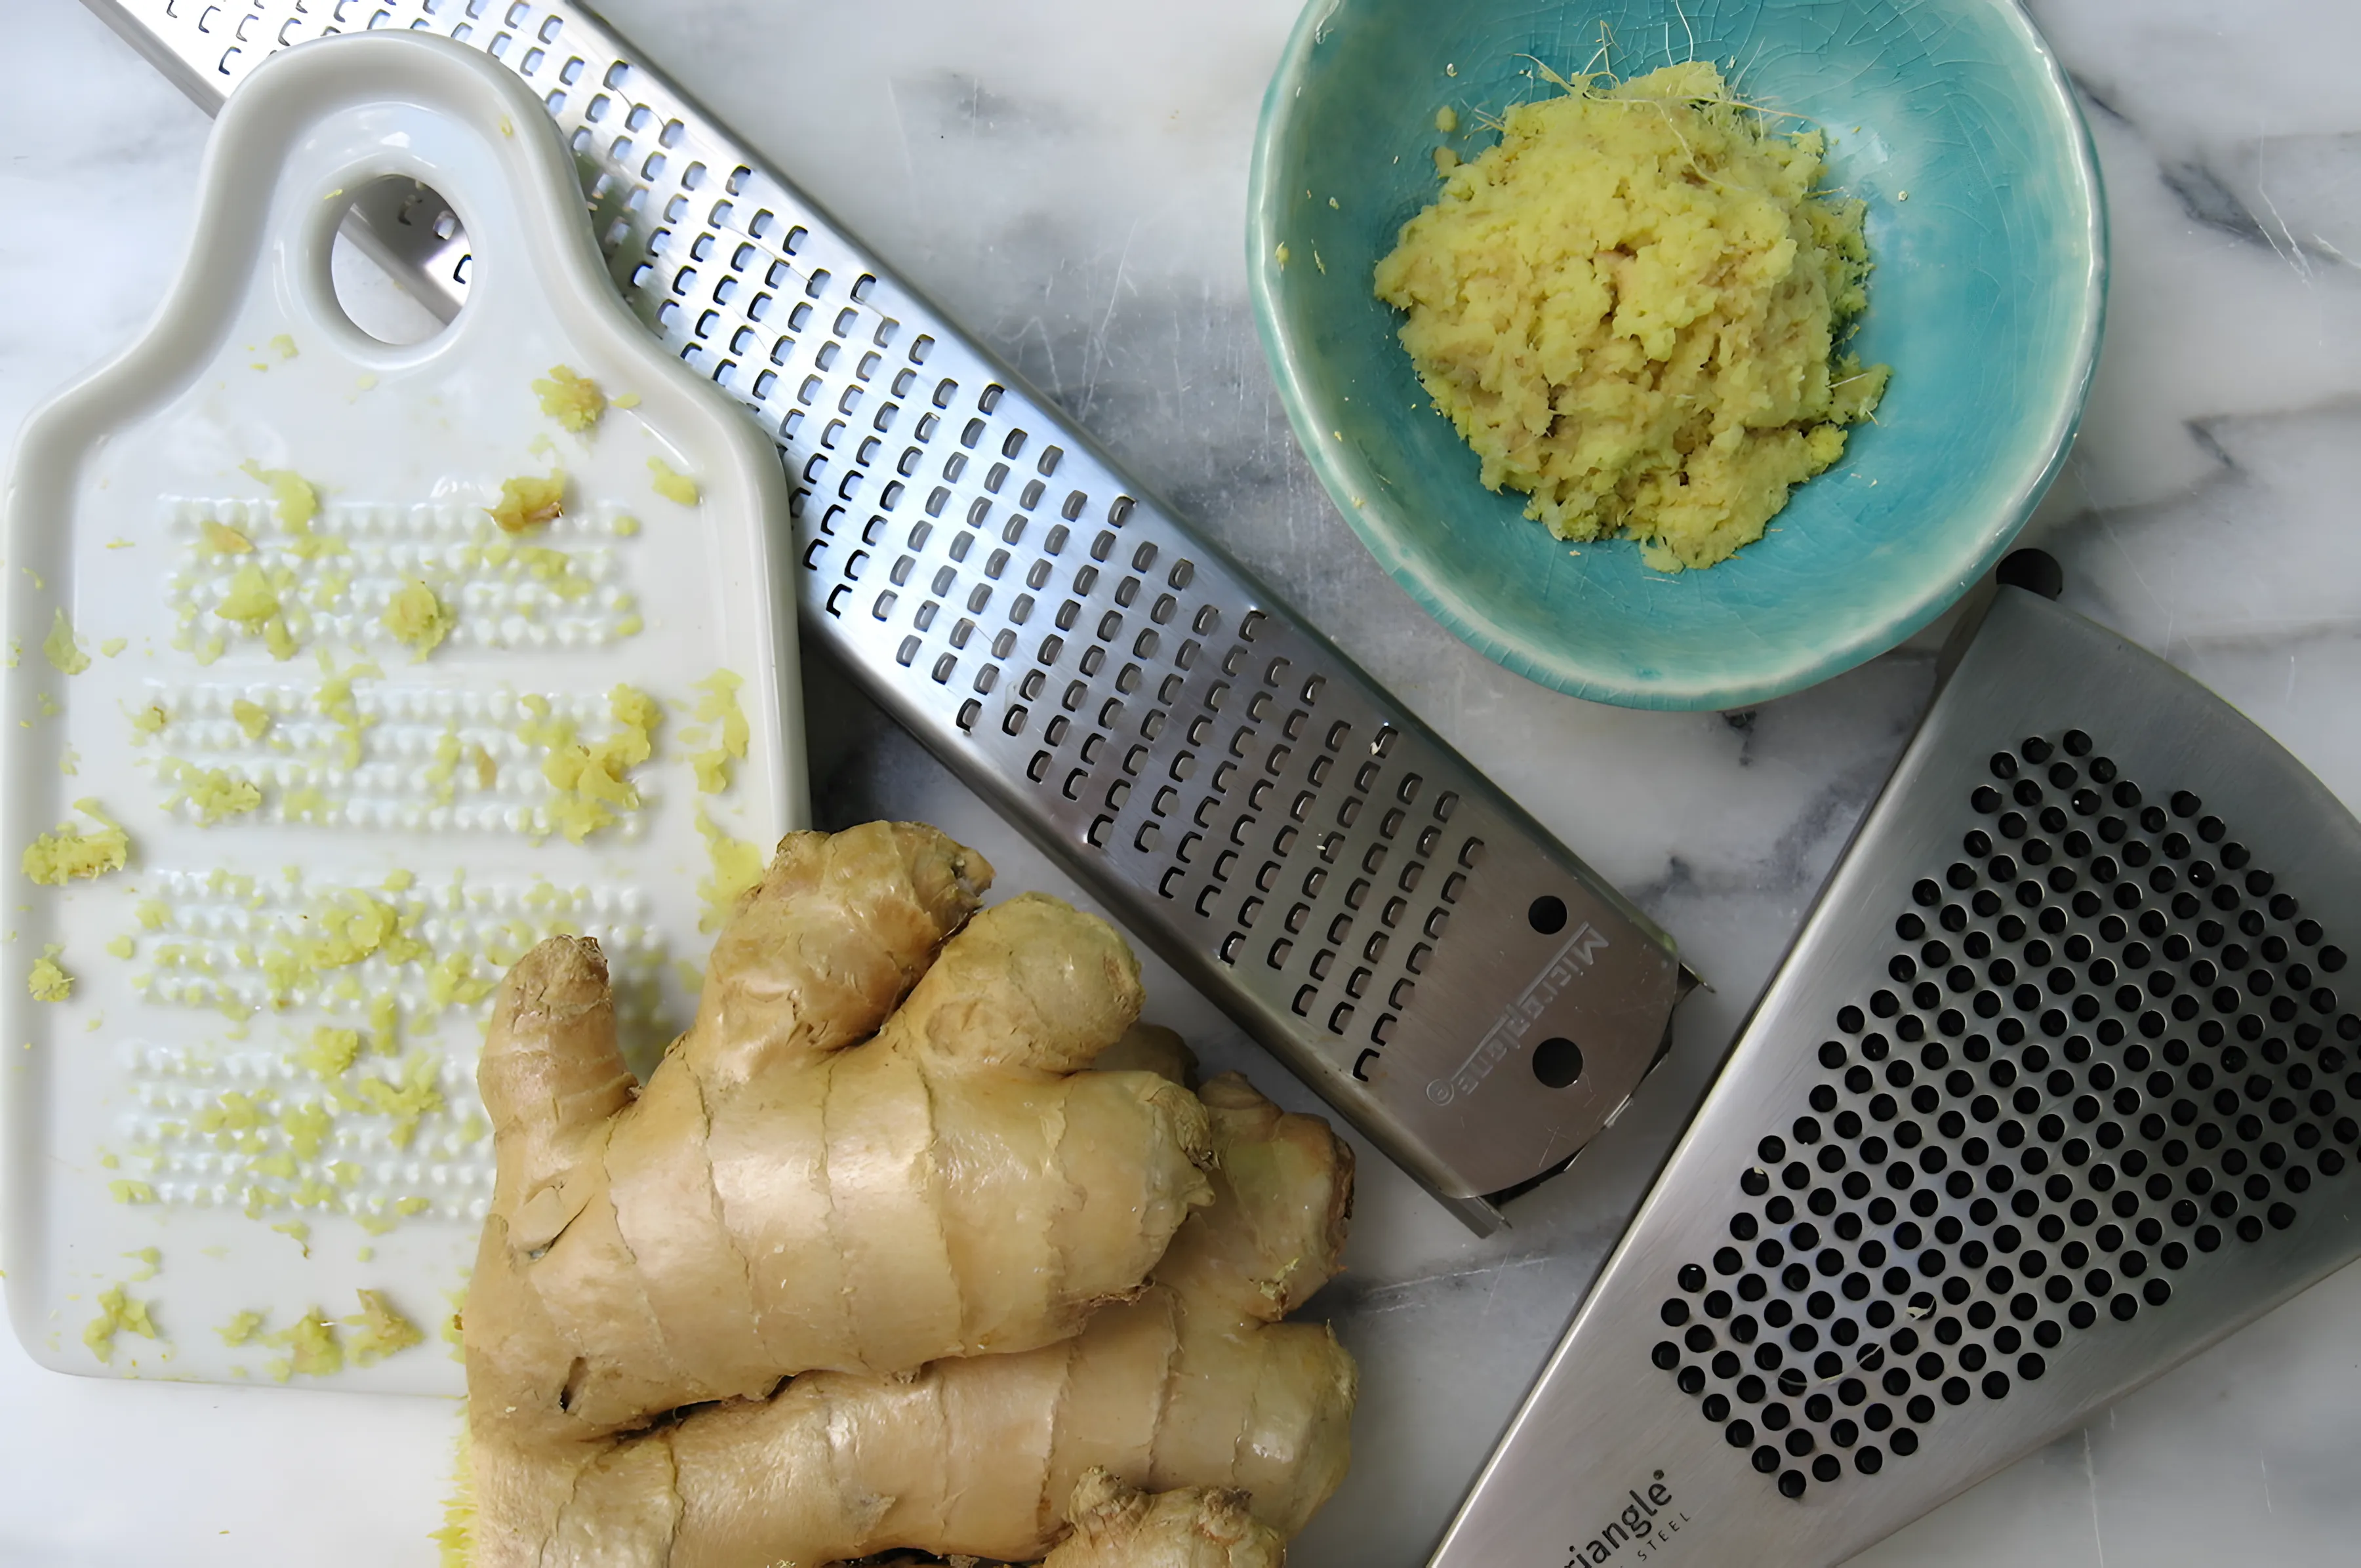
464,823,1222,1564
575,1053,1356,1565
1040,1470,1287,1568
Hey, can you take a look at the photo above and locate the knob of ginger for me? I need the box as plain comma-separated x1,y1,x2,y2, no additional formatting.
464,822,1254,1563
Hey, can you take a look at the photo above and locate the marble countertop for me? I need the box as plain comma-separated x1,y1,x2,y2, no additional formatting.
8,0,2361,1561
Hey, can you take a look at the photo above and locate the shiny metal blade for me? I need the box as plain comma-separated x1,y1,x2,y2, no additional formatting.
1432,586,2361,1561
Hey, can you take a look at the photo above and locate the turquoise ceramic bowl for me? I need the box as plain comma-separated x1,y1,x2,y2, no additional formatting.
1248,0,2105,709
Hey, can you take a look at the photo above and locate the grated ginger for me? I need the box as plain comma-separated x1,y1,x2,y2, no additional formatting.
687,670,750,794
530,685,661,843
1373,60,1889,571
281,1100,334,1159
214,563,281,626
531,365,606,433
201,521,254,555
237,462,339,559
232,699,273,740
517,546,597,601
28,946,71,1002
426,950,495,1009
435,1421,477,1567
43,608,89,675
295,1024,359,1086
195,1087,273,1144
266,1308,343,1380
384,580,457,658
82,1285,161,1363
647,456,700,506
350,1053,445,1148
491,471,567,533
515,694,573,751
22,799,130,885
239,461,316,525
695,806,765,932
161,759,264,824
345,1289,426,1365
261,891,428,998
315,654,380,770
370,990,401,1056
424,727,464,805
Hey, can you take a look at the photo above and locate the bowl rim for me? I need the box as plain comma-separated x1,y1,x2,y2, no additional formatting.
1244,0,2110,712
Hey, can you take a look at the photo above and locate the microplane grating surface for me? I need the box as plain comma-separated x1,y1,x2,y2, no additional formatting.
1647,729,2356,1502
136,0,1529,1070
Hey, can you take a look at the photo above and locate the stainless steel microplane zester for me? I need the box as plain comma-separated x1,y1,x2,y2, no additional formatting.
1430,571,2361,1564
80,0,1697,1233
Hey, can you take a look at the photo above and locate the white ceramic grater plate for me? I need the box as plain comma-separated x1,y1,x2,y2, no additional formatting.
0,31,802,1394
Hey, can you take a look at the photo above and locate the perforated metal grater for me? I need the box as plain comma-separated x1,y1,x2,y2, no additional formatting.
81,0,1695,1232
1429,580,2361,1565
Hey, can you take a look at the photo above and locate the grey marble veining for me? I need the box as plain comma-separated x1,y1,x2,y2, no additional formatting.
4,0,2361,1562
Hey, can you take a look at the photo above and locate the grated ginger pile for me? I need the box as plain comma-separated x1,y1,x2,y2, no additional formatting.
531,365,606,433
22,799,129,885
491,472,567,534
1375,60,1889,571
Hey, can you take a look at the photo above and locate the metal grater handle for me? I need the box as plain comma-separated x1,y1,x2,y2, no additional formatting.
1430,587,2361,1562
83,0,1691,1230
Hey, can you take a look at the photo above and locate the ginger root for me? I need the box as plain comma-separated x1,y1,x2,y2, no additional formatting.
558,1050,1356,1565
1041,1470,1285,1568
464,822,1356,1565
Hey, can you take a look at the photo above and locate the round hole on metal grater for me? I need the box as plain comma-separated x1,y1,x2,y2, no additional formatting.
1528,895,1568,935
1645,729,2359,1498
1533,1036,1584,1089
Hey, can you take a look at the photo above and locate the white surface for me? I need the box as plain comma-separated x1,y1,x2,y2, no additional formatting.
0,30,803,1404
6,0,2361,1561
